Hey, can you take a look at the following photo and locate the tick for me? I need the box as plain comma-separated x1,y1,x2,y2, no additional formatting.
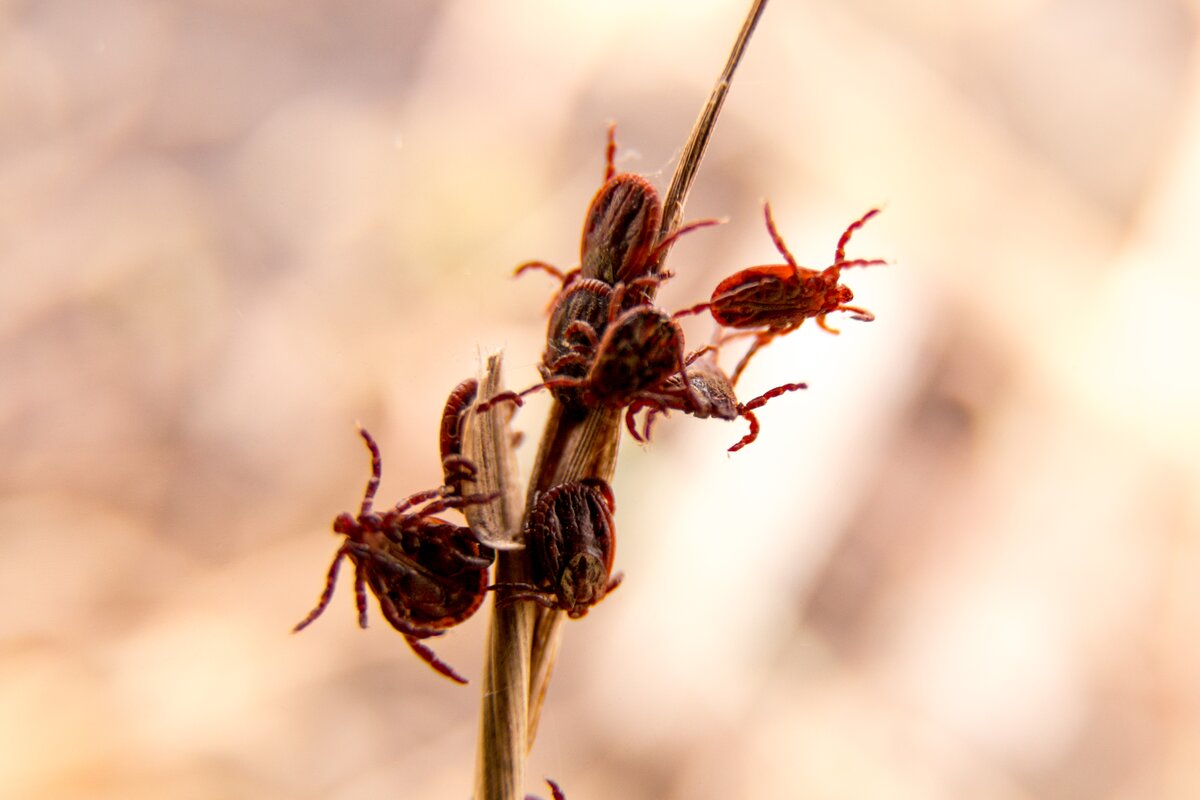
477,278,700,415
624,353,807,452
515,124,719,305
493,479,621,618
294,427,497,684
677,203,886,384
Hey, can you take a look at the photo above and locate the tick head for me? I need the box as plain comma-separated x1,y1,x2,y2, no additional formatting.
333,512,357,536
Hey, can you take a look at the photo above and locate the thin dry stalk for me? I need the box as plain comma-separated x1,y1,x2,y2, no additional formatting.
472,2,769,796
470,355,531,800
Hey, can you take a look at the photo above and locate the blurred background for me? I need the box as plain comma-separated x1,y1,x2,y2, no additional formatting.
3,0,1199,797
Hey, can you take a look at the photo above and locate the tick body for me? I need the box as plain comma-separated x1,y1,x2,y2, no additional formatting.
495,479,621,618
515,124,719,306
294,427,496,684
679,203,886,384
581,170,663,286
478,277,699,416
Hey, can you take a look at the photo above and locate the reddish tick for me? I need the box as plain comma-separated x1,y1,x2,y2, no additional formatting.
677,203,886,384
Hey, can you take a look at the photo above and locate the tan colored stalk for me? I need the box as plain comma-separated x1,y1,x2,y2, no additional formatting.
472,2,770,796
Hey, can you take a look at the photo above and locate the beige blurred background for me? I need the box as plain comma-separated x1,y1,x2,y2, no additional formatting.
3,0,1200,798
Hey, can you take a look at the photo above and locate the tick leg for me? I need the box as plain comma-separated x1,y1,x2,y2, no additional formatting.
729,332,773,386
728,408,760,452
414,491,500,522
490,582,560,611
715,328,760,344
561,320,601,349
514,261,568,282
641,408,664,442
390,486,451,517
672,301,711,320
816,314,841,334
740,381,808,413
476,370,589,414
833,208,882,263
648,216,724,264
728,382,806,452
763,202,799,268
623,401,665,443
610,272,673,316
545,778,567,800
354,560,370,628
292,546,351,633
840,303,875,322
604,122,618,182
514,263,581,311
475,386,539,414
683,344,716,365
440,454,477,491
405,635,469,685
834,257,888,271
353,426,384,517
624,402,647,442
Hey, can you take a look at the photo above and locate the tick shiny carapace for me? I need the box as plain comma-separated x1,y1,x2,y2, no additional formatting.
515,124,720,305
492,479,622,618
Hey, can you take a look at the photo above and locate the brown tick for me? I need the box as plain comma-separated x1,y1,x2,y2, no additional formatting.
477,278,700,416
677,203,886,384
515,124,719,303
294,427,496,684
493,479,621,618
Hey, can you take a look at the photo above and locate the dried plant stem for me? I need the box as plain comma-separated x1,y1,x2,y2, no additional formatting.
473,2,768,796
471,355,532,800
658,0,769,247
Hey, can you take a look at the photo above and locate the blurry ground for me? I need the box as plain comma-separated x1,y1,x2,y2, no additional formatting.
3,0,1200,798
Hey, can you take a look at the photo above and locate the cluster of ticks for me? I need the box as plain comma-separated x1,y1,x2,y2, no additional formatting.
295,126,886,715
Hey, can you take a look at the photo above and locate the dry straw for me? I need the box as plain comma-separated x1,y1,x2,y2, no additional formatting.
470,2,771,797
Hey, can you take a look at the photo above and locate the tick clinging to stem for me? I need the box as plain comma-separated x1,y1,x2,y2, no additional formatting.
476,276,703,416
514,123,722,305
293,427,497,684
676,203,887,385
491,479,622,619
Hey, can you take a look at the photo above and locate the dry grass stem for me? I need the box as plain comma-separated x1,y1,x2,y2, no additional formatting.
471,354,533,800
472,2,770,796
